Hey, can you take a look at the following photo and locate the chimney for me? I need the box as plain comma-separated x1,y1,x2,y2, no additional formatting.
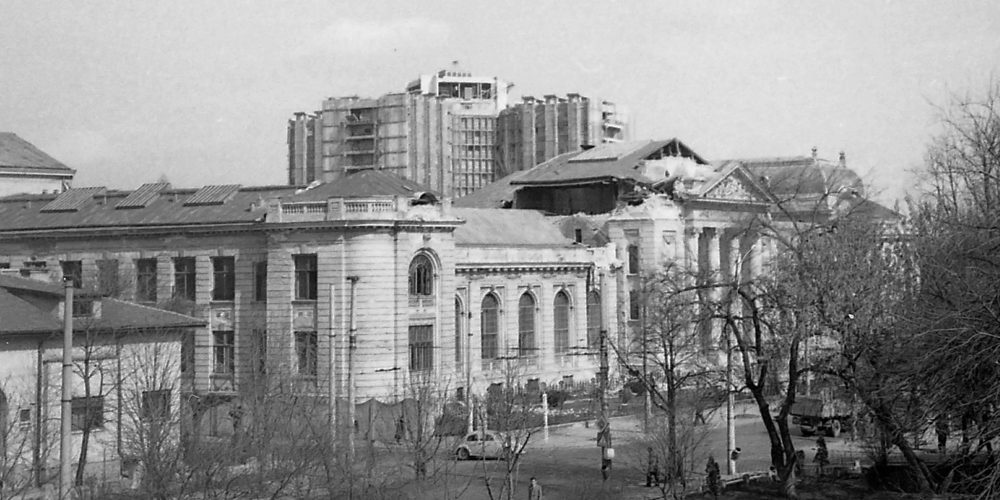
838,151,846,168
811,146,818,160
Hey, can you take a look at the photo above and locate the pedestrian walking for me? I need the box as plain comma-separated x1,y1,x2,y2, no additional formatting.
528,476,542,500
936,415,949,454
645,447,660,487
814,436,829,476
705,456,721,499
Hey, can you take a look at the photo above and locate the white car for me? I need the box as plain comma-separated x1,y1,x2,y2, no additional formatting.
455,432,512,460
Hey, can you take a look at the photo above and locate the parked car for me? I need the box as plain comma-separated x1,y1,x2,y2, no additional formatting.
455,431,516,460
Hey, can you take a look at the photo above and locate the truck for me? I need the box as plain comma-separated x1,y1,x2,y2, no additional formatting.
790,394,855,438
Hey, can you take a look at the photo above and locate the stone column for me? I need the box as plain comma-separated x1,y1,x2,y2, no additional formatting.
684,226,701,276
706,228,721,286
727,231,741,283
750,234,763,281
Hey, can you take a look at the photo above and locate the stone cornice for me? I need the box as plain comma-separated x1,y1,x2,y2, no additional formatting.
457,261,593,274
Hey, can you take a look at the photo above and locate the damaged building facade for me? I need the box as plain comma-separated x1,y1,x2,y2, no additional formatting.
457,140,898,355
0,171,617,438
287,69,628,198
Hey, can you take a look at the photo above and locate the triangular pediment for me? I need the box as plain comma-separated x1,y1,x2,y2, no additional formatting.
698,164,773,204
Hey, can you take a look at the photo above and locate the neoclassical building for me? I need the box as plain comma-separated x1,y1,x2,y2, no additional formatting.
0,171,615,436
0,141,893,437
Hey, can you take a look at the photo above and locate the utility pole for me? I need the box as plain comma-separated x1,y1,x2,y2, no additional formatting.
347,276,359,461
59,279,74,499
726,327,736,476
328,284,337,443
597,272,613,481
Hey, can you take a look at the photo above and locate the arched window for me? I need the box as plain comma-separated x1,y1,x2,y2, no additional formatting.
553,291,570,354
518,293,536,356
481,294,499,360
409,254,434,296
455,297,464,365
586,291,601,349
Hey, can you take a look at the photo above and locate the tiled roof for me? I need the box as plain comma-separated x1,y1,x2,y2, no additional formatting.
724,157,864,196
288,170,439,203
0,132,75,176
510,139,708,186
453,208,574,246
0,185,299,232
87,299,206,331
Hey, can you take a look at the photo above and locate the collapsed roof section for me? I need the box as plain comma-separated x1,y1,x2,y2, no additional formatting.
458,138,773,215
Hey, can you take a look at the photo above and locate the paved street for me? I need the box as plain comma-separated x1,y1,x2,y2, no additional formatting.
430,402,867,499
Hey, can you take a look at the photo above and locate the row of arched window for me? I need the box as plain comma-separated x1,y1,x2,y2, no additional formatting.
454,290,604,362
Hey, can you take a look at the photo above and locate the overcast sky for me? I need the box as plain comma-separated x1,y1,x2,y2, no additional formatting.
2,1,998,204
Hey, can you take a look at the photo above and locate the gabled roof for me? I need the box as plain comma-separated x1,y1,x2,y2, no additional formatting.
0,132,75,177
453,208,574,246
288,170,439,203
720,156,864,198
510,139,708,187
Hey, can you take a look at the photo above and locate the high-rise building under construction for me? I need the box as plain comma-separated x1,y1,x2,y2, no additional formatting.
287,69,628,197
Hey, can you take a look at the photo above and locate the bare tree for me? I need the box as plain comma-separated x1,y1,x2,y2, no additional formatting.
615,264,719,498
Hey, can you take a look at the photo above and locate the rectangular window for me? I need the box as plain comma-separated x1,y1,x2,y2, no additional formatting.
18,408,31,425
629,290,641,321
295,330,317,377
96,259,120,297
253,261,268,302
140,390,171,420
252,328,267,375
61,260,82,288
627,244,640,275
213,330,235,375
173,257,196,301
72,298,94,317
136,258,158,303
211,256,235,301
409,325,434,372
294,254,317,300
71,396,104,431
181,331,194,374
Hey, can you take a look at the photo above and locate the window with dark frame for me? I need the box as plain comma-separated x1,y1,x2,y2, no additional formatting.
455,298,463,365
213,330,235,375
518,293,535,356
408,325,433,372
140,390,171,420
253,261,267,302
629,290,641,321
481,294,499,360
295,330,317,377
408,254,434,296
627,244,640,275
173,257,196,301
96,259,120,297
211,256,235,301
294,254,317,300
136,258,157,303
181,331,194,374
71,396,104,431
586,291,602,349
554,291,570,354
252,328,267,375
60,260,82,288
